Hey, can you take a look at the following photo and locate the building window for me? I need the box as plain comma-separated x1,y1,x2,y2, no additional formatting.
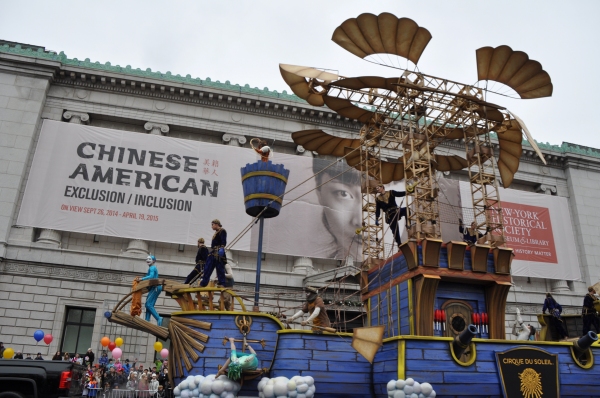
61,307,96,356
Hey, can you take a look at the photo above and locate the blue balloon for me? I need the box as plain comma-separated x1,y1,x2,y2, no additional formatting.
104,311,112,319
33,329,44,342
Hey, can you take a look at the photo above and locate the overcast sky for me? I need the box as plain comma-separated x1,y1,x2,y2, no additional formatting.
1,0,598,148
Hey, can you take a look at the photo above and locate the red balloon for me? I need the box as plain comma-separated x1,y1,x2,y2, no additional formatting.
108,342,116,352
43,334,53,345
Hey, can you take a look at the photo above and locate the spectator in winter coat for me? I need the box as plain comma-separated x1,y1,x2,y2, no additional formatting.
86,348,95,365
98,351,108,367
149,374,160,395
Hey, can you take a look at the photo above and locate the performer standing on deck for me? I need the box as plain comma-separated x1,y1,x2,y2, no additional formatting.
184,238,209,284
375,183,406,247
199,219,228,287
287,286,331,332
542,292,568,341
135,255,163,326
582,286,600,336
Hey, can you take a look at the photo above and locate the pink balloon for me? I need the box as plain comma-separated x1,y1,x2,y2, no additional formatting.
160,348,169,359
111,347,122,360
43,334,53,345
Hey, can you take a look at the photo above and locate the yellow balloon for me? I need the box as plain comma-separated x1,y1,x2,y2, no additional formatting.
3,348,14,359
115,337,124,347
154,341,163,352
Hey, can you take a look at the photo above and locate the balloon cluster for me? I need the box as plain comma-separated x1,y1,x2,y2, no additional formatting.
33,329,53,344
258,376,315,398
386,378,436,398
100,336,126,359
173,374,241,398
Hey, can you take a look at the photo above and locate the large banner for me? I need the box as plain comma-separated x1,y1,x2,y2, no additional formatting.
17,121,363,260
18,121,581,279
457,182,580,281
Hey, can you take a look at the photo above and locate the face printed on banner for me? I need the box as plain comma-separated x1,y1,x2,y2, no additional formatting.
313,159,362,259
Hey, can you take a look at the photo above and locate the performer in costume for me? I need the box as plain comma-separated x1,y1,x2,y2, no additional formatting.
375,184,406,247
199,219,228,287
458,219,484,245
287,286,331,332
542,292,568,341
184,238,209,284
250,138,271,162
582,286,600,335
215,337,259,380
135,255,163,326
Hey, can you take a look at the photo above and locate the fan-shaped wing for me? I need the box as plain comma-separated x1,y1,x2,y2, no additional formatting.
332,13,432,65
279,64,329,106
279,64,339,82
323,95,376,123
330,76,399,91
496,119,523,187
343,147,409,184
476,46,553,99
442,125,484,140
291,130,360,157
433,155,468,172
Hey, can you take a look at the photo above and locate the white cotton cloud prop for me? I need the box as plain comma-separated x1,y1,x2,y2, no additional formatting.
174,374,241,398
258,376,316,398
387,378,436,398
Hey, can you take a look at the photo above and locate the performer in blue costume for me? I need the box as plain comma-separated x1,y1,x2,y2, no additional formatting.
199,219,227,287
135,255,163,326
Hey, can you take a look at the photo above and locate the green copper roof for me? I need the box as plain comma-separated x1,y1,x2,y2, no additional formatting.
2,42,598,158
0,43,304,103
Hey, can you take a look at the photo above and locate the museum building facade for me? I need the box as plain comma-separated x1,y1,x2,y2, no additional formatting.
0,41,598,362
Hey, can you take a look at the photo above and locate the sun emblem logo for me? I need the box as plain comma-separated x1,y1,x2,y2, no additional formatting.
519,368,543,398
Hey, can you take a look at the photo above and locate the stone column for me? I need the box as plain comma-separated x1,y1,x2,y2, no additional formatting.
63,110,90,124
222,133,247,146
550,279,570,293
536,184,557,195
125,239,149,256
36,229,61,246
293,257,314,275
144,122,170,136
296,145,314,157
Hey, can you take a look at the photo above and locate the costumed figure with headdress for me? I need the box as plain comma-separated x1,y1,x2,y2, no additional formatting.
135,255,163,326
250,138,272,162
199,219,228,287
215,337,259,381
287,286,331,332
184,237,209,284
375,184,406,247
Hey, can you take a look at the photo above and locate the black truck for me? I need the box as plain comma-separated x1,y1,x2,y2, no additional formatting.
0,360,86,398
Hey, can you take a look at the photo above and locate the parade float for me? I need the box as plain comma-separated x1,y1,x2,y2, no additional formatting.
106,12,600,398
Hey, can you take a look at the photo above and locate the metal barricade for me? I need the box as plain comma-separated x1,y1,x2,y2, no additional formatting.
84,387,172,398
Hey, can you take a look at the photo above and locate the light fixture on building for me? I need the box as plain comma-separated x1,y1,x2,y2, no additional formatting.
178,244,185,252
93,234,100,243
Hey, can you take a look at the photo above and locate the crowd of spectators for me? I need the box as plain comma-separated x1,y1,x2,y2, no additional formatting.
39,347,171,398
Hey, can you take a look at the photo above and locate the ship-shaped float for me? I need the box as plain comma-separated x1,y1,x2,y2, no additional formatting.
107,13,600,398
